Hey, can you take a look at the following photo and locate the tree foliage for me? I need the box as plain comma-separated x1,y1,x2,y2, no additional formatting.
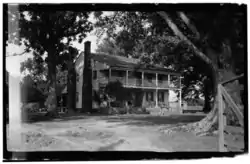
20,75,45,104
94,9,245,114
7,4,93,113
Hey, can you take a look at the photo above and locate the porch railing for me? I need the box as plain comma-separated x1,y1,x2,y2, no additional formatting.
100,74,178,89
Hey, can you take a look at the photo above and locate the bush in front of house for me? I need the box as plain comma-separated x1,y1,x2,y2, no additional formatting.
128,106,150,114
22,102,40,113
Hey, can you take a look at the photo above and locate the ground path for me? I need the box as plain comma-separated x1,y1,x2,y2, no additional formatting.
7,114,227,151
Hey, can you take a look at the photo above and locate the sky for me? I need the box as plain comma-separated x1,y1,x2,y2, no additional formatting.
6,34,99,77
5,12,104,77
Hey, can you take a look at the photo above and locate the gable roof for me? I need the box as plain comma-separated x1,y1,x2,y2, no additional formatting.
76,52,180,75
91,53,139,68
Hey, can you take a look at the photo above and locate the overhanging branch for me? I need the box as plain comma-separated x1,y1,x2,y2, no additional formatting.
6,47,30,57
157,11,215,71
157,11,219,98
177,12,200,40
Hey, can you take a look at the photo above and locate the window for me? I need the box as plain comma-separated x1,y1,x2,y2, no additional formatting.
118,71,123,77
148,75,153,82
146,92,154,101
93,71,97,79
76,73,80,82
76,92,79,102
158,75,163,81
158,92,165,102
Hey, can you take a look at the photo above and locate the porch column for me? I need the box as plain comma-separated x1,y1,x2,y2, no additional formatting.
155,89,158,108
168,74,170,87
142,91,146,107
142,72,144,87
179,89,182,113
156,73,158,87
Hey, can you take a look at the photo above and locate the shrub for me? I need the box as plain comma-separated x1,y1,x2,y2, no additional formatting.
22,102,40,113
129,107,150,114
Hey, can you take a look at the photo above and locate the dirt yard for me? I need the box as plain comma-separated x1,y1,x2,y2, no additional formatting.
7,114,244,152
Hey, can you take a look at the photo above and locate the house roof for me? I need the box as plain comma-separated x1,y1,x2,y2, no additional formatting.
75,52,180,75
91,53,180,75
91,53,139,68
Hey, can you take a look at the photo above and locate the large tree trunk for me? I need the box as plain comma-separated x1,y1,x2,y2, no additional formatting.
45,49,58,117
203,77,212,113
158,11,219,135
158,11,243,136
67,60,76,112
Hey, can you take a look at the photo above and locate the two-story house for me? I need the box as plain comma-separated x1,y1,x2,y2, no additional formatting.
74,42,182,113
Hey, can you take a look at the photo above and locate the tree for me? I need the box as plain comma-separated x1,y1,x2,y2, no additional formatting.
7,4,93,115
96,37,125,56
20,75,45,104
20,53,77,111
20,52,47,82
157,10,245,134
95,12,210,106
94,8,245,134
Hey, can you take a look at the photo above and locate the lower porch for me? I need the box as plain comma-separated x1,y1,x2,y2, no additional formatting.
124,88,182,113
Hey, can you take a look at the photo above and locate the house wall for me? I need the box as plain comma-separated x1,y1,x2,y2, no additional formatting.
75,54,84,109
75,54,181,109
169,90,178,102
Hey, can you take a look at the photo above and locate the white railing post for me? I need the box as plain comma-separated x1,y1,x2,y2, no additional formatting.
179,76,183,113
155,89,158,108
218,84,226,152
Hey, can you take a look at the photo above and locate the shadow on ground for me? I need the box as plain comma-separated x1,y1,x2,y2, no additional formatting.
100,115,205,127
22,112,205,127
22,113,86,123
22,112,110,123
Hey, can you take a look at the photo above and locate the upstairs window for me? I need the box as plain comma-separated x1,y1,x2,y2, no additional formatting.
146,92,154,101
93,71,97,80
76,92,79,102
76,73,80,82
158,75,163,82
158,92,164,102
118,71,124,77
148,75,153,82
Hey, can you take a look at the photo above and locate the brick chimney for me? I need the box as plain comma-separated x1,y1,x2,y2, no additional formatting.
82,41,92,113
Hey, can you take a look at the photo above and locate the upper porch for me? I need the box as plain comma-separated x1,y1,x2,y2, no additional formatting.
93,66,181,90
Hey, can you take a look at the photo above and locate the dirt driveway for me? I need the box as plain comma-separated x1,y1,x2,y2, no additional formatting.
7,114,220,152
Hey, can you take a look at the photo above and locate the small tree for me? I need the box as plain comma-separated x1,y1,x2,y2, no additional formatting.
104,80,131,110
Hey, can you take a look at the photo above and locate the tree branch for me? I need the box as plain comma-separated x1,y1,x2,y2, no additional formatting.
157,11,215,70
96,12,119,44
177,12,200,40
6,47,30,57
157,11,219,98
